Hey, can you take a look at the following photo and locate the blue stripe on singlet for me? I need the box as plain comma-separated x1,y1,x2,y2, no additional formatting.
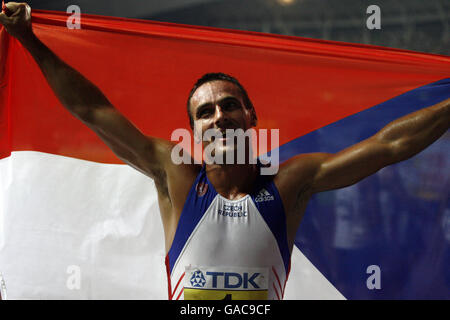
167,166,217,274
250,174,290,275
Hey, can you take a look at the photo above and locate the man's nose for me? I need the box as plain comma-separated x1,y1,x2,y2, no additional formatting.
213,105,228,126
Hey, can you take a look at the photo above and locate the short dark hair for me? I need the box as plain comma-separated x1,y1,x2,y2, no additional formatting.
186,72,255,129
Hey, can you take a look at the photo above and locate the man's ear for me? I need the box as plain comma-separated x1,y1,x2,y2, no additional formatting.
193,122,202,143
250,108,257,127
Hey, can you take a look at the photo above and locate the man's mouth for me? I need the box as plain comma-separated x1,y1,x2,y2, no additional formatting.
209,128,233,142
211,135,230,143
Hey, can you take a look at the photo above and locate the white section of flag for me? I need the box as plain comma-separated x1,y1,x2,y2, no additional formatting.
0,151,344,299
284,246,345,299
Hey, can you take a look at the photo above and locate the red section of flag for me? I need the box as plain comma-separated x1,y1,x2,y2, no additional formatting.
1,10,449,163
0,26,11,159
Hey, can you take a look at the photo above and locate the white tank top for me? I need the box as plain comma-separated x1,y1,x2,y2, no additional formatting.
165,165,290,300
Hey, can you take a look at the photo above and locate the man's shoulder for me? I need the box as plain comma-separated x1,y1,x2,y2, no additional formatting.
274,153,328,194
276,153,325,177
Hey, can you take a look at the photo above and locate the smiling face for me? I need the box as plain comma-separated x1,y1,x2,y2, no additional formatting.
189,80,257,158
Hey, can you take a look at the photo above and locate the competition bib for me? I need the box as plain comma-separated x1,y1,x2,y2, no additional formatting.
184,266,269,300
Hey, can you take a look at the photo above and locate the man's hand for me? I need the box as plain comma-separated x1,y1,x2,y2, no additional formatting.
0,2,32,42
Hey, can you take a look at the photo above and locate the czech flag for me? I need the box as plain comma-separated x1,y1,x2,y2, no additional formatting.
0,9,449,299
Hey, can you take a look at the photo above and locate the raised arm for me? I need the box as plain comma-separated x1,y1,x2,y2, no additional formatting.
278,96,450,210
307,97,450,193
0,2,171,182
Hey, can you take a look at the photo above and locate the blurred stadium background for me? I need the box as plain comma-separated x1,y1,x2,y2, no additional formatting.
27,0,450,55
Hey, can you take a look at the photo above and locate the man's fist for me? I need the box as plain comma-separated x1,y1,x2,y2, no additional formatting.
0,2,32,41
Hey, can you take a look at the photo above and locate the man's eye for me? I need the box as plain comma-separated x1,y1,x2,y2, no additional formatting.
199,110,212,118
225,101,238,109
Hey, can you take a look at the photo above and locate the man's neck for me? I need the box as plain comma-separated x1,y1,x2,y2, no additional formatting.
205,163,259,200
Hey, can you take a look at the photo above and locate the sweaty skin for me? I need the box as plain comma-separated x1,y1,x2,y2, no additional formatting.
1,2,449,255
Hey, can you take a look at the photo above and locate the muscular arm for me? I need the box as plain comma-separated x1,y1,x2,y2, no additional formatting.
1,3,170,182
278,97,449,236
309,97,450,193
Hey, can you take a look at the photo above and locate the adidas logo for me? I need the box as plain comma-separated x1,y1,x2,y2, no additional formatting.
255,188,274,203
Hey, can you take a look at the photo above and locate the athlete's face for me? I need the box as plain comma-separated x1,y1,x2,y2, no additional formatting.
190,80,255,156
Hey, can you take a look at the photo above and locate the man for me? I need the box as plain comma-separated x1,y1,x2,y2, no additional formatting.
0,2,449,300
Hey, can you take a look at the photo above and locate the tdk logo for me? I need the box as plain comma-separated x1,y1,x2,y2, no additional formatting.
206,272,260,289
190,270,206,288
255,188,274,203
